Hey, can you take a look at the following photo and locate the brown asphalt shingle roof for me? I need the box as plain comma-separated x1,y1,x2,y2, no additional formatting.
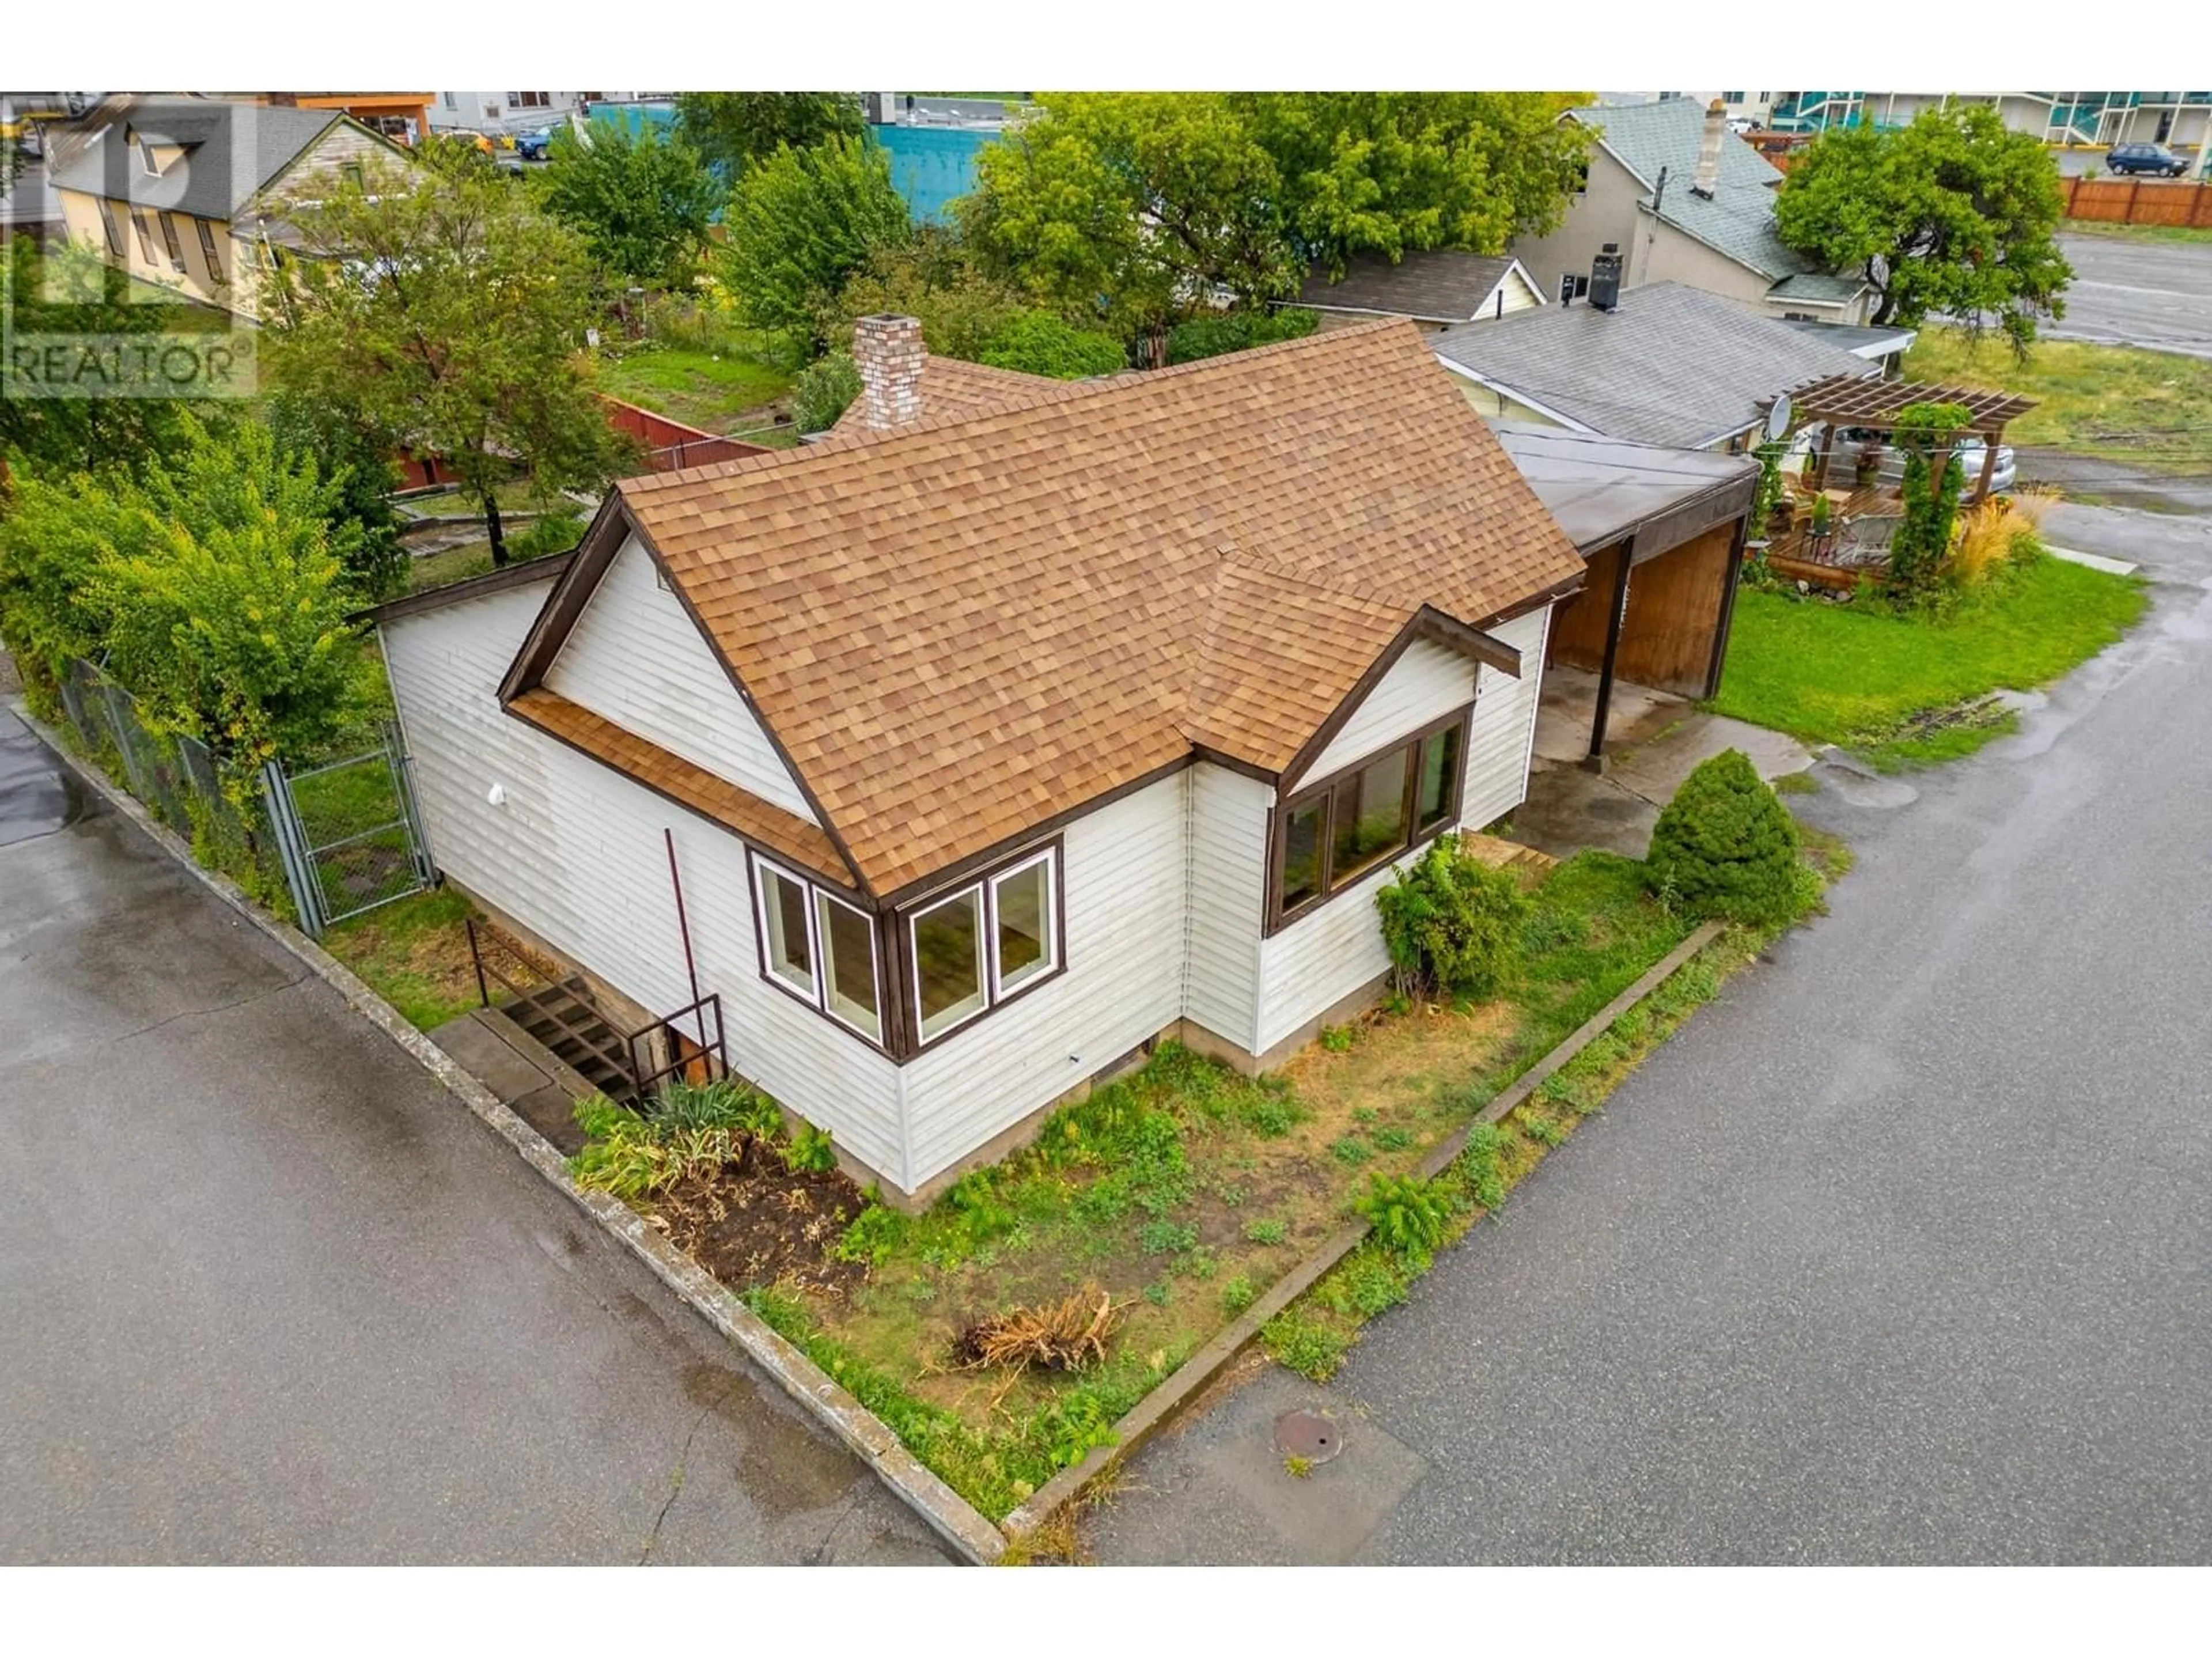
550,319,1584,897
830,355,1063,433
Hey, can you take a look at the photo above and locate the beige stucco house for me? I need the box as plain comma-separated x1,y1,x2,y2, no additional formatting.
48,98,414,320
1510,98,1874,327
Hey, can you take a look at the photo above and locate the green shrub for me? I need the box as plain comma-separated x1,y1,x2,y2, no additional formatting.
1375,838,1530,1001
791,351,861,433
507,509,585,561
1262,1309,1351,1381
1220,1274,1257,1316
832,1200,908,1266
783,1122,838,1173
1644,749,1804,925
1166,305,1317,365
1353,1172,1455,1257
979,310,1127,378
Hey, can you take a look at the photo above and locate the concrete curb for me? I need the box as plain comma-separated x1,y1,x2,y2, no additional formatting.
1001,916,1729,1538
2046,544,2142,577
12,702,1007,1567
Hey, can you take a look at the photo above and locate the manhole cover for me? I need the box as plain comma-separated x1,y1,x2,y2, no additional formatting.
1274,1408,1344,1465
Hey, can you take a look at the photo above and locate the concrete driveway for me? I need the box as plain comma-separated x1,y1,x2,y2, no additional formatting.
0,706,949,1565
1090,502,2212,1564
2048,232,2212,361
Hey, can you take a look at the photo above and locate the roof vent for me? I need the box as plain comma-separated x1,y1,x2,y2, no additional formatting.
1590,244,1623,313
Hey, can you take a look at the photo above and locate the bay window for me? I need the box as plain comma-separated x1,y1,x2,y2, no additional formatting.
1268,709,1471,933
751,854,881,1043
910,845,1060,1047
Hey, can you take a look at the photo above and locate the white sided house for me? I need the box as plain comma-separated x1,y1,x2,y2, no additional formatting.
370,316,1588,1206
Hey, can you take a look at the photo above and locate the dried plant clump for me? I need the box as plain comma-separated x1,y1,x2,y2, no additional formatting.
953,1286,1121,1373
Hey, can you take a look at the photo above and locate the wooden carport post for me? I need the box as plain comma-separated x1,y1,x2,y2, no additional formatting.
1584,531,1639,774
1974,429,2001,503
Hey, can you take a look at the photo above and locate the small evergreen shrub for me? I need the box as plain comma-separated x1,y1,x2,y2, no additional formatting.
1644,749,1803,925
1353,1172,1455,1257
791,351,861,433
1374,838,1529,1001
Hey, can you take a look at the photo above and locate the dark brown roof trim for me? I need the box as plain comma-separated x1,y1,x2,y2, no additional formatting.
357,548,576,626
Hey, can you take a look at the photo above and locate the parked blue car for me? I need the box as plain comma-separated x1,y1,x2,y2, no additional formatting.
2108,142,2187,177
512,128,555,162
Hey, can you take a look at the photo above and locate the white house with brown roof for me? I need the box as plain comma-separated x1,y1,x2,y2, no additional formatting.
369,317,1586,1205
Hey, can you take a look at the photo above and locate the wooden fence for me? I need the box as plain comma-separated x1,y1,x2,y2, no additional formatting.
2059,176,2212,229
599,395,772,473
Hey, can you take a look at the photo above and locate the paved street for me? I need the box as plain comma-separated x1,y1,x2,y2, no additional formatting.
1092,502,2212,1565
0,706,949,1565
2048,232,2212,360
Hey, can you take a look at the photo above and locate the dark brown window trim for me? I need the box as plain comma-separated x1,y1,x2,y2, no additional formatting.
1262,706,1473,938
745,835,1069,1063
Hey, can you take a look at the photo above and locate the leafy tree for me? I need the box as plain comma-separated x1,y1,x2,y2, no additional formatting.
1775,105,2071,353
533,122,722,288
1166,305,1317,365
0,237,226,482
1232,93,1594,275
960,93,1293,340
812,225,1031,363
719,137,911,342
790,351,860,433
979,312,1126,378
0,415,370,796
1645,749,1802,926
263,162,637,566
263,392,405,600
675,93,864,177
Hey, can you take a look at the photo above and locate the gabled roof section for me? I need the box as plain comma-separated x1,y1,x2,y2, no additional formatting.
830,354,1064,433
1297,252,1537,324
1433,282,1876,449
49,99,365,221
509,321,1585,898
1569,99,1835,287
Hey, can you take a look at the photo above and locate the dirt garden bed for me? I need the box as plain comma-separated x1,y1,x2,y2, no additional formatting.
567,848,1790,1523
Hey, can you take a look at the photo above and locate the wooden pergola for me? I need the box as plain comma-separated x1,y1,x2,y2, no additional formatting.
1783,375,2039,504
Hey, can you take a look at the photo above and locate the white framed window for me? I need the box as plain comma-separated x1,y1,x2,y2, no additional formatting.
988,849,1057,996
910,886,987,1042
751,854,883,1045
756,862,816,998
815,888,882,1042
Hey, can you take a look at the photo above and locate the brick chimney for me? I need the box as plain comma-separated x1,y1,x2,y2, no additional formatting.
1691,99,1726,199
854,313,925,430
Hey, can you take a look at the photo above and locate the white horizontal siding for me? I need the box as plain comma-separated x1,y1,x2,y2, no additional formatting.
901,772,1189,1190
543,534,817,823
1298,638,1478,786
1460,604,1551,831
381,592,903,1177
1183,762,1270,1052
1252,604,1553,1053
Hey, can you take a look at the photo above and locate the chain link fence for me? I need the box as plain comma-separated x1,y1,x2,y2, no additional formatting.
49,658,290,912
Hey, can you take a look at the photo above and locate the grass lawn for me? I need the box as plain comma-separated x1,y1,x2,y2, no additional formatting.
592,850,1749,1522
392,479,562,519
2066,221,2212,248
597,342,795,435
1903,326,2212,470
323,888,485,1032
1713,556,2147,768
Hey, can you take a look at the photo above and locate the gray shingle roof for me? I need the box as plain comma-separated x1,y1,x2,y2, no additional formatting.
48,99,346,222
1494,423,1756,552
1298,251,1525,324
1430,281,1876,449
1569,100,1851,294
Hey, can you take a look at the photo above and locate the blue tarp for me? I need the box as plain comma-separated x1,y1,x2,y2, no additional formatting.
873,125,995,224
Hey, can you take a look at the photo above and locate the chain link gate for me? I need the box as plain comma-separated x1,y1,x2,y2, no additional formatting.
261,722,435,937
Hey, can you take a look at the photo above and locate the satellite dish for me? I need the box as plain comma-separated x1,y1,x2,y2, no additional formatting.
1765,395,1793,442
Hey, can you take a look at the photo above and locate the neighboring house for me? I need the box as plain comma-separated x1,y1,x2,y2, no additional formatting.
47,98,415,319
1296,251,1546,334
368,317,1587,1206
202,93,434,146
1511,98,1875,327
430,92,630,138
1429,280,1875,451
1768,90,2212,150
1781,318,1917,378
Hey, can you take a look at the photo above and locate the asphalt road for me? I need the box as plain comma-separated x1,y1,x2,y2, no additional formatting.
0,706,950,1565
2049,232,2212,360
1092,503,2212,1564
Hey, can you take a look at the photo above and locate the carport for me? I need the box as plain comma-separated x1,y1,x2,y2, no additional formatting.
1498,425,1761,771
